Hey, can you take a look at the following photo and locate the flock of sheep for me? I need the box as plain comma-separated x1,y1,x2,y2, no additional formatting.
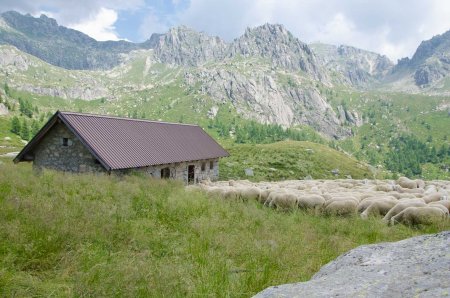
192,177,450,226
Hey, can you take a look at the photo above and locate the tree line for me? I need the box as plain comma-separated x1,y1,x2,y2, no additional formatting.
385,135,449,177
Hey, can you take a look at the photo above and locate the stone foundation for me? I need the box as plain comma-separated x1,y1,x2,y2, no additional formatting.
128,159,220,183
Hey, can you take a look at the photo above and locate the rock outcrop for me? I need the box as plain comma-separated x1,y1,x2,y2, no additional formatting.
153,26,228,66
310,43,393,87
230,24,327,82
254,231,450,297
390,29,450,87
186,68,349,138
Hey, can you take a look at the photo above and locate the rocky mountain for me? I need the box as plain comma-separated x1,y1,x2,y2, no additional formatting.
389,29,450,88
311,43,393,87
230,24,327,82
0,11,150,70
151,23,327,83
1,11,449,141
152,26,228,66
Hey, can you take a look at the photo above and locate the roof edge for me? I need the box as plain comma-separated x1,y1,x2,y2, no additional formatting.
14,111,60,164
14,111,112,171
59,111,200,127
58,112,112,171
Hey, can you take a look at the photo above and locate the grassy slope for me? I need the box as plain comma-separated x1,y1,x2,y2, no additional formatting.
0,116,24,154
325,89,450,177
1,161,448,297
220,141,374,181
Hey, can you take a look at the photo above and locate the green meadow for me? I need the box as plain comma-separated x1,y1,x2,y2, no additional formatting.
1,161,448,297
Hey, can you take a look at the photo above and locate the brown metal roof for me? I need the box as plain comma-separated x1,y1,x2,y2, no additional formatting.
15,111,229,170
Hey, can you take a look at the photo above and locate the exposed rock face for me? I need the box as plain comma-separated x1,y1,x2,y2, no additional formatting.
153,24,327,83
19,84,110,101
230,24,327,82
186,69,349,138
255,231,450,297
391,29,450,87
414,62,450,86
0,45,32,70
311,43,393,87
153,26,228,66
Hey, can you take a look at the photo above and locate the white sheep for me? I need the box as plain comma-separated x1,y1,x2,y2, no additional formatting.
383,199,426,222
416,179,425,189
390,206,448,226
357,196,396,213
428,201,450,212
296,194,325,211
266,190,298,210
360,198,398,219
324,200,358,216
422,192,444,204
237,187,261,202
397,176,418,189
395,185,424,194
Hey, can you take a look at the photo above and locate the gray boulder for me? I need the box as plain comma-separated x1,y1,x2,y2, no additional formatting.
254,231,450,297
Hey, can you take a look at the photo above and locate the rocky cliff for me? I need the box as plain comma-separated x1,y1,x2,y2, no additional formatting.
390,29,450,87
311,43,393,87
152,26,228,66
230,24,327,82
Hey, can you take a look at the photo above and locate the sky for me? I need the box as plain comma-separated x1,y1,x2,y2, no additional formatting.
1,0,450,62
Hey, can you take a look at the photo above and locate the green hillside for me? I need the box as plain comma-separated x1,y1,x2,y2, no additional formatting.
220,141,374,181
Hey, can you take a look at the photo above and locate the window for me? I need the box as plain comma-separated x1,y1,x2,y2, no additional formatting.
210,161,214,170
201,162,206,171
161,167,170,179
62,137,69,147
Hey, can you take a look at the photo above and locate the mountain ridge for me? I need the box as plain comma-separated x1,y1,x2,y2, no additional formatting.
3,10,450,93
0,11,449,143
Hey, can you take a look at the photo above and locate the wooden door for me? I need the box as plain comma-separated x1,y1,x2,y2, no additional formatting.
188,165,195,184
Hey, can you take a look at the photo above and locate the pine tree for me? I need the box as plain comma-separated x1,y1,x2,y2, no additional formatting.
11,116,21,135
20,119,30,141
19,98,33,118
31,120,40,137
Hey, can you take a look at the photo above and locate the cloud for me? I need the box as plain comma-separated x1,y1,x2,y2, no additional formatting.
0,0,145,29
69,7,120,41
138,8,172,39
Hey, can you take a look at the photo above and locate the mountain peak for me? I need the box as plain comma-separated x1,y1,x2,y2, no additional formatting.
391,28,450,86
244,23,289,35
230,23,325,81
153,26,228,66
0,10,146,70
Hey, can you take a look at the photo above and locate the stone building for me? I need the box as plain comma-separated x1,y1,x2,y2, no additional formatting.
14,111,229,184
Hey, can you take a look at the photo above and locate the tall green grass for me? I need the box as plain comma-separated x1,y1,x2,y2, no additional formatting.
0,161,448,297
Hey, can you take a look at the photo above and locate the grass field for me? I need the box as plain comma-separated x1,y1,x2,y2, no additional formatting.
1,161,448,297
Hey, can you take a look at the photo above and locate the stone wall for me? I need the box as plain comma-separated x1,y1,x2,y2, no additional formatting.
32,121,105,173
122,158,220,184
32,121,221,183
